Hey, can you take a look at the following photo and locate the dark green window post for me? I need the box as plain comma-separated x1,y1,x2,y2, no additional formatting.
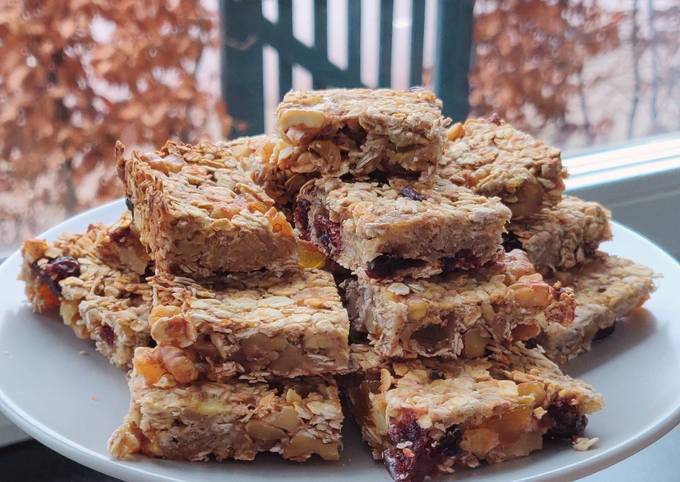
433,0,475,123
220,0,265,136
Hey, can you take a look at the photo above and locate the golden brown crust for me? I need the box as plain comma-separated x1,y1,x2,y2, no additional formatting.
148,267,350,380
276,88,447,176
19,217,152,368
440,117,565,219
296,177,511,280
343,250,574,359
109,348,343,463
508,196,612,272
344,342,603,478
539,252,657,363
117,137,296,278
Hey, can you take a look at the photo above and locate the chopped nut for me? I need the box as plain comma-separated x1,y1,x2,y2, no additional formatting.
307,401,340,418
149,307,197,348
264,406,300,432
157,346,198,384
144,153,184,175
283,433,340,461
463,327,489,358
246,420,287,442
533,406,547,419
285,127,307,144
447,122,465,141
278,109,327,134
210,204,241,219
511,278,553,308
518,382,546,404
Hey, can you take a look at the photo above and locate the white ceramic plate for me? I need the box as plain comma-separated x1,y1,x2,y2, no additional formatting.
0,199,679,482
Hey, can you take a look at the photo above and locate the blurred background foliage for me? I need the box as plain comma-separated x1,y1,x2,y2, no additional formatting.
1,0,679,253
0,0,229,250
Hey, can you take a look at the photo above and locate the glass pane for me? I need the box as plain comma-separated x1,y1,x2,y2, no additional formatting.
471,0,680,150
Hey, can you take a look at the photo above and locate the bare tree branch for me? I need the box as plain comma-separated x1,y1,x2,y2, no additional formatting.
628,0,641,139
648,0,659,132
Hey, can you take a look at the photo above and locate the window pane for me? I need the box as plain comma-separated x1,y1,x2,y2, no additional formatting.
470,0,680,150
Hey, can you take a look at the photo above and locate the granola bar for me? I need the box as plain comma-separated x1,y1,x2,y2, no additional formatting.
116,137,296,278
148,267,350,380
275,88,447,180
96,211,151,275
109,347,343,462
19,216,152,368
440,116,566,219
505,196,612,272
343,250,574,359
295,177,511,280
537,252,656,364
345,343,603,481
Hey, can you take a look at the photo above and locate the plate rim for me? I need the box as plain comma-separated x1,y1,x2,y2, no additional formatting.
1,198,679,482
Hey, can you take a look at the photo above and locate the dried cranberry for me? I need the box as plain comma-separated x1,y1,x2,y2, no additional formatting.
100,324,115,346
125,197,134,212
294,199,311,239
383,411,437,482
383,448,421,482
388,416,424,446
398,186,425,201
41,256,81,295
593,322,616,342
365,256,425,279
502,232,523,252
313,210,342,255
441,249,479,272
487,112,502,125
547,402,588,439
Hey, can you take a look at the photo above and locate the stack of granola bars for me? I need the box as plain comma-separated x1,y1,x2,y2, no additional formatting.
18,88,656,481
